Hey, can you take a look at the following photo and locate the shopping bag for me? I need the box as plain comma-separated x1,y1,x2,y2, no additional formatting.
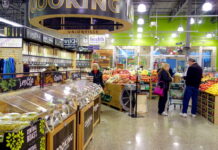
153,85,164,96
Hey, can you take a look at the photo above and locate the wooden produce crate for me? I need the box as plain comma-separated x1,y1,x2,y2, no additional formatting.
103,83,124,111
47,114,76,150
77,101,94,150
93,96,101,128
198,91,218,125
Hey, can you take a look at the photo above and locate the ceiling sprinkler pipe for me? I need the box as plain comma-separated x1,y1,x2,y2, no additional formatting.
150,15,218,18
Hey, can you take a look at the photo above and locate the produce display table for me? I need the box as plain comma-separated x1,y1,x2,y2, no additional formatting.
198,91,218,125
47,114,77,150
103,83,124,111
77,101,94,150
93,96,101,128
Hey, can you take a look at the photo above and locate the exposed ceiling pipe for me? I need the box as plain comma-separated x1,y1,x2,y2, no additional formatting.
150,15,218,18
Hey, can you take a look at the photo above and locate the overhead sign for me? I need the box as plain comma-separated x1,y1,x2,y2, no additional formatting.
43,35,54,45
64,38,78,49
25,28,42,42
55,39,63,48
89,35,105,45
28,0,134,34
0,38,22,48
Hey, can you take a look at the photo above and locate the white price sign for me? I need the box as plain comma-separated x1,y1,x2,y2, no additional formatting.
89,35,105,45
0,38,23,48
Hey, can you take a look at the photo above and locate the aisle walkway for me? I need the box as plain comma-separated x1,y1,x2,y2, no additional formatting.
87,100,218,150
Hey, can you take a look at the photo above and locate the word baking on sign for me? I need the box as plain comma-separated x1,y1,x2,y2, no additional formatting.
28,144,37,150
56,133,73,150
30,0,120,13
27,125,38,143
85,115,93,128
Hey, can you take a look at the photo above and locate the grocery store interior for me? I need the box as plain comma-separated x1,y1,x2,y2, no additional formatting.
0,0,218,150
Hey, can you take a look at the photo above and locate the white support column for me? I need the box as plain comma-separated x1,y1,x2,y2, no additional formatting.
150,46,154,70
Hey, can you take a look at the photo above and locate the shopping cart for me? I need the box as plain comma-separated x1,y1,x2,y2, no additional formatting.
167,82,185,111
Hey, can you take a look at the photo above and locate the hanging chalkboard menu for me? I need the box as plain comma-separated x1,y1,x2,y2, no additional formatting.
55,39,63,48
43,35,54,45
64,38,78,49
0,76,37,92
25,28,42,42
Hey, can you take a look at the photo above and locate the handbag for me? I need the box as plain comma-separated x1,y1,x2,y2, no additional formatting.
153,81,164,97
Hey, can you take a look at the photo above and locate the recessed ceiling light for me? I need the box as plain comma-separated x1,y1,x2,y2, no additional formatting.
137,18,144,25
171,33,177,38
202,2,213,12
137,27,143,33
190,18,195,24
137,34,142,38
137,4,146,13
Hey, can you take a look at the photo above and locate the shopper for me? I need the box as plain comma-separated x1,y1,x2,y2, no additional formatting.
180,58,203,118
158,63,173,116
89,63,104,88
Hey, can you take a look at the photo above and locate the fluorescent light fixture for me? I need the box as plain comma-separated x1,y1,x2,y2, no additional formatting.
0,33,6,37
206,33,213,38
137,18,144,25
105,34,109,38
137,34,142,38
137,27,143,33
198,19,202,24
177,26,184,32
137,4,146,13
171,33,177,38
0,17,23,27
190,18,195,24
202,2,212,12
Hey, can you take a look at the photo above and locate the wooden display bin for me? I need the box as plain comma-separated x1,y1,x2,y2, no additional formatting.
77,101,94,150
103,83,124,111
93,96,101,128
198,91,218,125
47,114,76,150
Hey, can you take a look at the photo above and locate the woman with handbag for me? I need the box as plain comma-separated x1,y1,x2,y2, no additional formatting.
157,63,173,116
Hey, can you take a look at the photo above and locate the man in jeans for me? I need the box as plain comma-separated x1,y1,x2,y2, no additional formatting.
180,58,203,118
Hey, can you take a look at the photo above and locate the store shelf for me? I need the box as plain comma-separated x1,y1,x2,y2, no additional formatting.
23,54,72,60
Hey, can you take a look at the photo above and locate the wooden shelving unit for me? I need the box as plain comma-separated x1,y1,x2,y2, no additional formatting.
198,91,218,125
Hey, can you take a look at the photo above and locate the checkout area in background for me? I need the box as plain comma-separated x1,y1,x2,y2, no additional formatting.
0,71,103,150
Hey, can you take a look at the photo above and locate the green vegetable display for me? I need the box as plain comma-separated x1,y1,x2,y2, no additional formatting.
40,136,46,150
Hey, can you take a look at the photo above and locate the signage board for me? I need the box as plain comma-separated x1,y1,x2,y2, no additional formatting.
28,0,134,34
89,35,105,45
0,119,45,150
55,39,63,48
0,38,22,48
0,76,37,92
84,106,93,144
64,38,78,49
1,0,9,9
43,35,54,45
25,28,42,42
53,120,75,150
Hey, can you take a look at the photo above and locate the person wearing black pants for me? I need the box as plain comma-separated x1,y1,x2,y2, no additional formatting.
158,63,173,116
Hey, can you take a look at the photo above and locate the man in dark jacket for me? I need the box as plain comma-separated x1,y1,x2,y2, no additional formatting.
180,58,203,117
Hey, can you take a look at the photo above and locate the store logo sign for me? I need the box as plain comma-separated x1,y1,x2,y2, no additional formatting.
89,35,105,45
2,0,9,9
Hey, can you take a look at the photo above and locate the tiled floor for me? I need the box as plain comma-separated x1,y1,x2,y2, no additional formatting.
87,100,218,150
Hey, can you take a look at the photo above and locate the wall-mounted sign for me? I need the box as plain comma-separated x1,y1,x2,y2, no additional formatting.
28,0,134,34
0,38,22,48
89,35,105,45
25,28,42,42
55,39,63,48
43,35,54,45
64,38,78,49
